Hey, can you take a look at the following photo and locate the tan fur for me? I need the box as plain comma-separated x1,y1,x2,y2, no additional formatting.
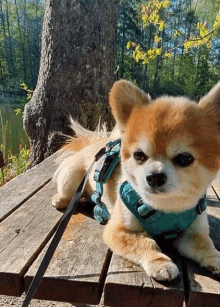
121,98,220,171
53,79,220,281
109,80,151,130
62,136,92,152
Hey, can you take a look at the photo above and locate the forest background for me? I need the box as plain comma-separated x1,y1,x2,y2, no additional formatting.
0,0,220,183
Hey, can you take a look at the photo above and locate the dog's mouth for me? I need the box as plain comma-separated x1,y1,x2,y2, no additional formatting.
144,186,177,198
148,188,167,195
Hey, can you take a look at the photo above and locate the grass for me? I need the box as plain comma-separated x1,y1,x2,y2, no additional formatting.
0,103,30,186
0,145,30,186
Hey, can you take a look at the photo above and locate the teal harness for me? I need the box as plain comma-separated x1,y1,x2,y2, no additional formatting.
91,139,121,224
91,140,207,239
120,181,206,239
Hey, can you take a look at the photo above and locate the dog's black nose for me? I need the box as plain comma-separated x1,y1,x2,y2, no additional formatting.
146,172,167,188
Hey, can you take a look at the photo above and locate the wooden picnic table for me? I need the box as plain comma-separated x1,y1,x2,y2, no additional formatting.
0,152,220,307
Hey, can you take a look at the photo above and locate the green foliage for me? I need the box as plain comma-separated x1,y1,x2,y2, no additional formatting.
20,82,34,101
184,15,220,52
195,0,220,24
116,0,220,99
127,0,220,62
141,0,170,28
0,1,40,186
8,145,30,175
0,104,29,165
0,0,44,95
14,108,22,115
127,0,171,64
132,45,162,64
0,103,30,186
0,145,30,186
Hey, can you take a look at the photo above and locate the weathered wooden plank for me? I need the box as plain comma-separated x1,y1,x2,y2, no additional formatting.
0,181,62,296
104,254,153,307
104,252,184,307
0,152,59,222
24,213,111,305
186,186,220,307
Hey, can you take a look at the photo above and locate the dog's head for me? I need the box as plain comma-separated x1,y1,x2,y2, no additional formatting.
109,80,220,212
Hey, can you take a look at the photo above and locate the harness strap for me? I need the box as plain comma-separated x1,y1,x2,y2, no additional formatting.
136,195,207,223
120,181,207,240
92,139,121,224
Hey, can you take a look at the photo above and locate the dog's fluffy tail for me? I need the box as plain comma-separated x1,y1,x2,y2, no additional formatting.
53,119,120,184
61,118,120,153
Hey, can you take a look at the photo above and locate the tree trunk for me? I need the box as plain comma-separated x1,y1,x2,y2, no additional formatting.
23,0,120,166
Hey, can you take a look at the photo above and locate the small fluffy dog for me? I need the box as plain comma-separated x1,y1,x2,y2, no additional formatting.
52,80,220,281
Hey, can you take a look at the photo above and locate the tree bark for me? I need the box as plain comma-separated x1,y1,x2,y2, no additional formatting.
24,0,120,166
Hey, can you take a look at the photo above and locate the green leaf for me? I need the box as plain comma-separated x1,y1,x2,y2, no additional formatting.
159,21,165,31
126,41,131,50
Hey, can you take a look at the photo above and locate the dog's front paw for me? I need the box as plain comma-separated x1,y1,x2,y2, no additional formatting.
143,258,179,281
201,252,220,275
52,193,69,210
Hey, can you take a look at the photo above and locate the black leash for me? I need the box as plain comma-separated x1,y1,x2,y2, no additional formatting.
22,146,107,307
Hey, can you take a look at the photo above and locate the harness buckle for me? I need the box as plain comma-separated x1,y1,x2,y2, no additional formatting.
93,202,110,225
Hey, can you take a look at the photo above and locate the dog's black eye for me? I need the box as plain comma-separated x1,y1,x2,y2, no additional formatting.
172,152,194,167
133,150,148,163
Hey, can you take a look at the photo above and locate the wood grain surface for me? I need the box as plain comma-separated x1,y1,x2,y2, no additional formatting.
185,185,220,307
1,154,220,306
24,213,111,305
0,182,62,296
104,250,184,307
0,152,58,222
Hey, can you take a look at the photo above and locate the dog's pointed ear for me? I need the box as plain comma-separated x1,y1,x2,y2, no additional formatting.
199,81,220,124
109,80,151,132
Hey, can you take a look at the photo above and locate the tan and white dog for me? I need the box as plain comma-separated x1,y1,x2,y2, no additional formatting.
52,80,220,281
